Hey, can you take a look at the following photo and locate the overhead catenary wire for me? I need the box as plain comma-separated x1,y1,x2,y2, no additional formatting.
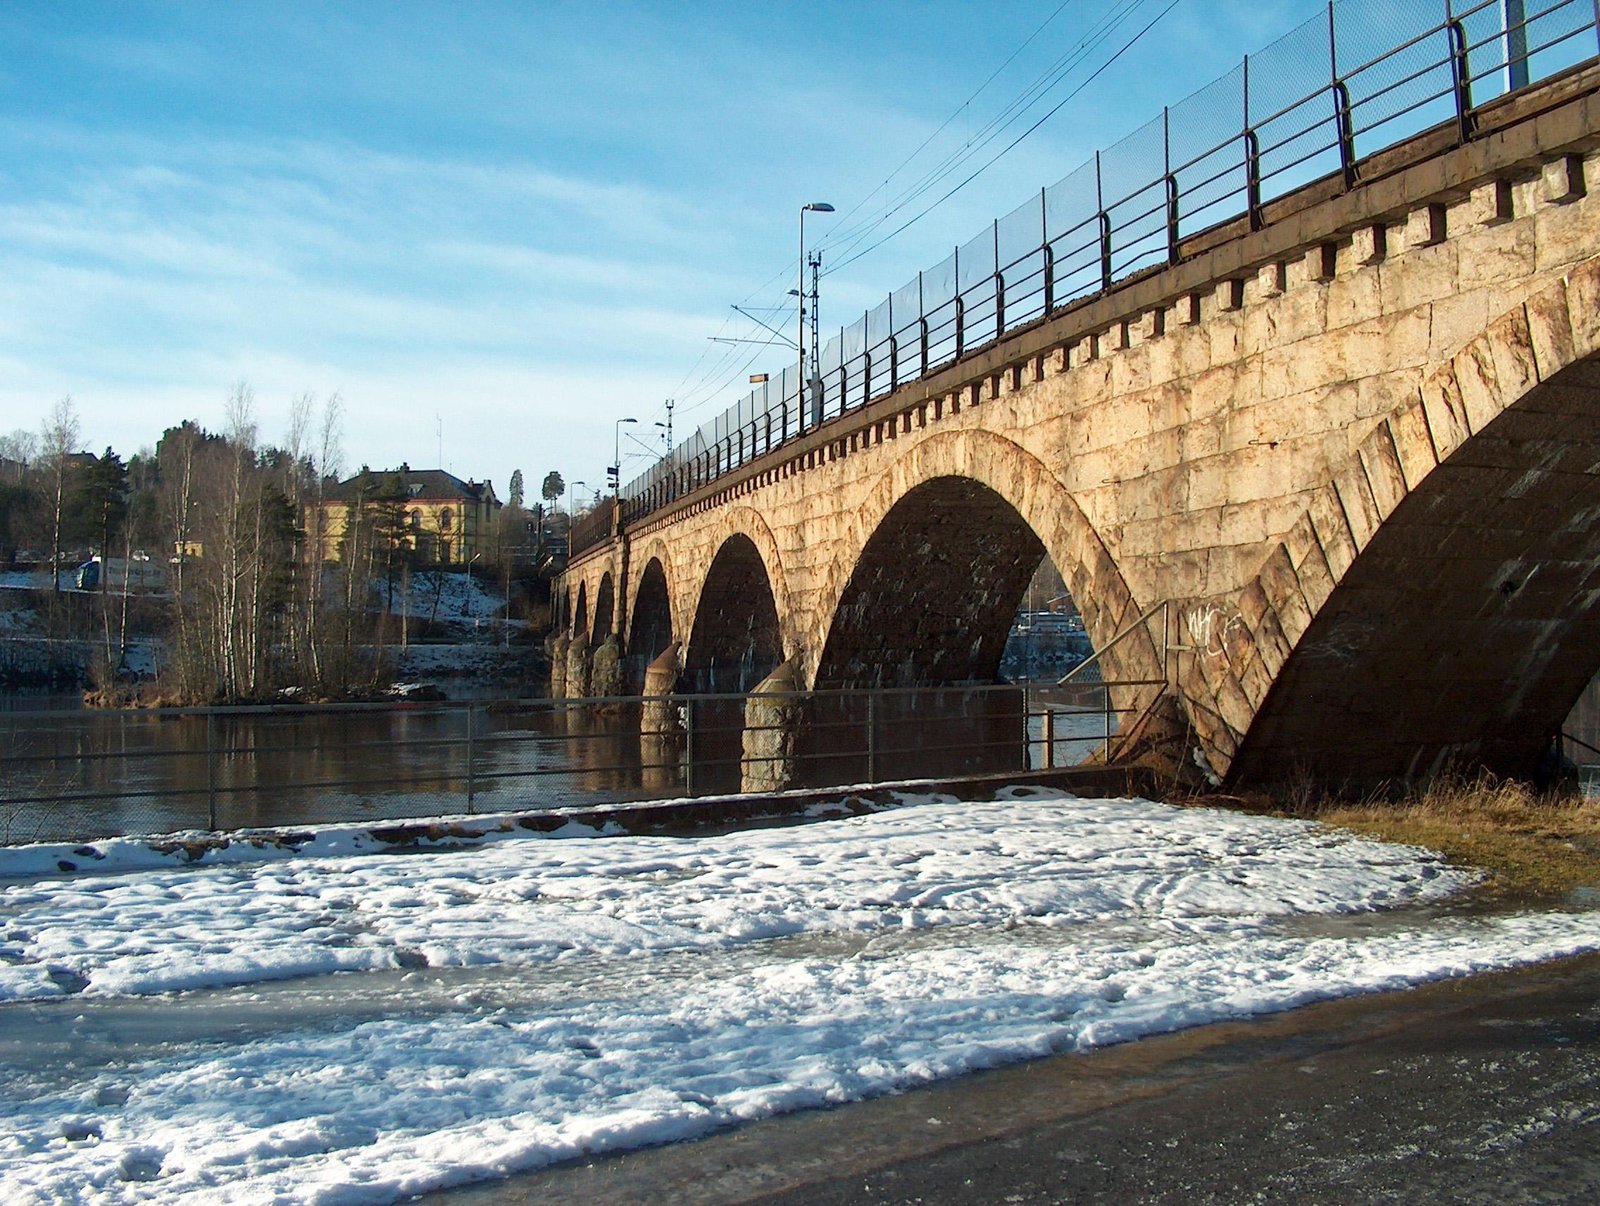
669,0,1188,424
823,0,1187,277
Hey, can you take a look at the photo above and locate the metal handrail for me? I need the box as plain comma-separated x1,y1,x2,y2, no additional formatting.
576,1,1600,556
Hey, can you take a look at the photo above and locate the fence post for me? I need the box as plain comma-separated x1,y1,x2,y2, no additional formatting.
684,699,695,797
1164,106,1180,264
919,271,929,375
1096,151,1112,291
1043,704,1056,770
465,705,476,814
1447,16,1475,144
867,692,878,782
205,710,218,831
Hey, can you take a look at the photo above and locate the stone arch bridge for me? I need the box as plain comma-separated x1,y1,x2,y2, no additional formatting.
559,68,1600,789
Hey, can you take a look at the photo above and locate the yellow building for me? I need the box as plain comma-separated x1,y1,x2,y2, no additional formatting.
312,468,501,566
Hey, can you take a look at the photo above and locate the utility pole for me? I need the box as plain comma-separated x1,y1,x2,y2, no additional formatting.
664,398,674,449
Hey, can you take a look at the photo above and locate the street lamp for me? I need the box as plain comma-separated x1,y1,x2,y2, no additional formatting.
570,479,586,530
612,417,637,496
798,202,834,430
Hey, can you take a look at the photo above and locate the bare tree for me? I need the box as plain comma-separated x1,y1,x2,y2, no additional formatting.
40,397,80,599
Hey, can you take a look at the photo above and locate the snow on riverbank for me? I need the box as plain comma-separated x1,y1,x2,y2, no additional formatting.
2,789,1597,1203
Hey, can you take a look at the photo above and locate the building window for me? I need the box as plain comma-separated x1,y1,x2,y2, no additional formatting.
408,510,421,529
440,508,453,531
440,539,452,563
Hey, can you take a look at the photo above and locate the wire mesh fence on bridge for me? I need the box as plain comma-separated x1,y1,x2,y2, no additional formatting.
585,0,1600,555
0,683,1144,846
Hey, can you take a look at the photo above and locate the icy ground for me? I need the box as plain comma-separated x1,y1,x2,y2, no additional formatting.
1,789,1598,1204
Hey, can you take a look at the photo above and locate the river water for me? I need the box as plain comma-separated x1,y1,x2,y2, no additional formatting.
0,687,1115,845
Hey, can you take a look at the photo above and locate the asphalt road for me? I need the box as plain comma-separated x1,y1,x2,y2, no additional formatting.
434,950,1600,1205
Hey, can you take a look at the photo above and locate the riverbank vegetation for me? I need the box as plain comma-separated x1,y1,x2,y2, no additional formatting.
1188,775,1600,900
3,389,549,704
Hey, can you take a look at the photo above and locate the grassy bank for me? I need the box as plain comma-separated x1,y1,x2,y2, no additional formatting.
1185,778,1600,901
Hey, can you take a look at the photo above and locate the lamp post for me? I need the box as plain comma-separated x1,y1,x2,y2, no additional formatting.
570,479,586,530
798,202,834,430
612,417,637,497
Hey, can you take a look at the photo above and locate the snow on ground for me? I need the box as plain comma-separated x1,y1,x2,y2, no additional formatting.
1,789,1597,1203
380,571,504,621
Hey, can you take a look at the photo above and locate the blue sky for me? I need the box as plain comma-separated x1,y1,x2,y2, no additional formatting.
0,0,1333,501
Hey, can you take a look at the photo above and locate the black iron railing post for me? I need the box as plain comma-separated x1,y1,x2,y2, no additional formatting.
1096,151,1112,291
205,710,218,831
1164,106,1180,265
683,700,695,797
1448,17,1476,143
993,219,1005,333
867,691,878,782
465,704,476,814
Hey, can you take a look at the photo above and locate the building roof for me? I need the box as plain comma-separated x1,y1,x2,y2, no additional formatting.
335,467,499,506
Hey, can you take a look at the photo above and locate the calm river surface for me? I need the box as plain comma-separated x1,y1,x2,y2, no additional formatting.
0,688,1114,845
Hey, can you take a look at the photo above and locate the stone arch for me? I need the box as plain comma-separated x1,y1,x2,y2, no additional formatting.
591,572,616,645
1196,261,1600,785
625,557,674,689
684,533,784,694
814,476,1043,688
810,430,1154,690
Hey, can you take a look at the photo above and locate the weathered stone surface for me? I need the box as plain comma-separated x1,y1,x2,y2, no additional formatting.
564,632,590,700
741,659,803,793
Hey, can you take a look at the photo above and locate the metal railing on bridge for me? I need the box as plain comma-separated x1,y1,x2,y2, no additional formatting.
580,0,1599,557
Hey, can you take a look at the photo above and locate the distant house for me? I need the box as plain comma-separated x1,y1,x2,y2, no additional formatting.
313,467,501,566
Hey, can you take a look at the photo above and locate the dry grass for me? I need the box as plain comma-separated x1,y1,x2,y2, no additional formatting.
1180,776,1600,901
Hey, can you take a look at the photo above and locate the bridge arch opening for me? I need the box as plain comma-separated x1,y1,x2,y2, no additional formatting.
591,573,615,646
625,557,674,689
572,582,589,641
684,534,782,693
1232,349,1600,787
814,475,1046,689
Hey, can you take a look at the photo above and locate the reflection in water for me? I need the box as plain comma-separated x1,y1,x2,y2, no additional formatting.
3,685,1116,845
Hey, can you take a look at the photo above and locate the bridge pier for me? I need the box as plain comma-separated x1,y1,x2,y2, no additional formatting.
564,631,590,699
640,642,683,739
590,634,623,699
742,658,803,793
547,632,570,698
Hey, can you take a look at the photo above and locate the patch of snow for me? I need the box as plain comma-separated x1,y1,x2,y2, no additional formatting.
0,792,1594,1203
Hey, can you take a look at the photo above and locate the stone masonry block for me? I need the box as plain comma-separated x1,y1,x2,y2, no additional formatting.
1385,401,1439,493
1332,460,1381,551
1419,366,1470,462
1351,223,1387,266
1176,293,1202,325
1404,203,1447,251
1486,305,1539,407
1452,337,1505,436
1307,484,1357,582
1565,256,1600,360
1306,243,1338,283
1217,278,1245,312
1524,279,1575,384
1257,261,1287,299
1472,178,1514,226
1139,308,1166,342
1540,154,1586,205
1213,671,1256,738
1258,545,1313,645
1253,608,1293,679
1357,422,1408,520
1293,538,1337,616
1238,649,1275,711
1237,580,1269,630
